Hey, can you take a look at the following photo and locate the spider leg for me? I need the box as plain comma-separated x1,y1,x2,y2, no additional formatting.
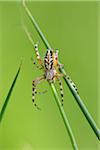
57,71,79,94
31,57,42,69
34,43,44,68
32,75,45,110
57,77,64,106
38,90,47,95
66,75,79,94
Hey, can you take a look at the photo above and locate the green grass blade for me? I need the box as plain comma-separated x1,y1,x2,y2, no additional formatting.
23,25,78,150
22,24,35,47
22,0,51,49
22,0,100,141
60,68,100,140
50,83,78,150
0,63,22,123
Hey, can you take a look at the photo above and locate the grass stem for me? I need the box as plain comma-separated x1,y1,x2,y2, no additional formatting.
0,63,22,123
60,68,100,140
22,0,51,49
50,83,78,150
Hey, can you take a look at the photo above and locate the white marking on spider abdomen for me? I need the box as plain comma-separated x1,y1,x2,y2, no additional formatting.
44,49,53,70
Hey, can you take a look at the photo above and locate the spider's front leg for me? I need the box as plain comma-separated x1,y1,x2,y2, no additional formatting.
34,43,44,68
31,57,43,70
32,75,45,110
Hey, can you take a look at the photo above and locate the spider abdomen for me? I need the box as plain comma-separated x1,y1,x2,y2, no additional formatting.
45,69,54,81
44,49,53,70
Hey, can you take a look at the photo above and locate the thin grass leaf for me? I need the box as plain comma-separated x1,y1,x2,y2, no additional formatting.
0,63,22,123
22,1,100,141
60,68,100,140
23,22,78,150
50,83,78,150
22,0,51,49
23,24,35,47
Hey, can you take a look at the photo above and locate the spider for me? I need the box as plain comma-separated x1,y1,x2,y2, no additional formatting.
32,43,78,110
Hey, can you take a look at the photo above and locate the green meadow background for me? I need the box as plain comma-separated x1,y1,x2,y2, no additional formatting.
0,1,100,150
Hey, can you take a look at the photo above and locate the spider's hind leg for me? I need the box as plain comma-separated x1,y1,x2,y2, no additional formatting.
32,81,40,110
66,75,79,94
32,76,45,110
57,78,64,106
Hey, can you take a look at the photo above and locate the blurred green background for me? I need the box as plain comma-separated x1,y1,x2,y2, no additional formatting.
0,1,99,150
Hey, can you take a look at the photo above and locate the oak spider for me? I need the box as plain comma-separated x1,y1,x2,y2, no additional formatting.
32,43,78,110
